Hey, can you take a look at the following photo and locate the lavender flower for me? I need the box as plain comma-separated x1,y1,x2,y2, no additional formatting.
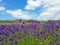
0,38,3,41
14,41,18,45
55,34,58,40
9,38,14,41
50,42,54,45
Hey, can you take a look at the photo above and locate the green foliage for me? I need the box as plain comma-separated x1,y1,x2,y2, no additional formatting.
26,20,33,23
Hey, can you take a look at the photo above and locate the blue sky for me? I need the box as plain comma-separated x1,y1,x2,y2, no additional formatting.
0,0,60,21
3,0,27,10
0,0,27,20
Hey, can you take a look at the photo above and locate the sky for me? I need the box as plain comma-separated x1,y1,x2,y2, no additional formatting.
0,0,60,21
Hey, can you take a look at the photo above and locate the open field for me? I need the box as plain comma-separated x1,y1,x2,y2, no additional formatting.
0,20,60,45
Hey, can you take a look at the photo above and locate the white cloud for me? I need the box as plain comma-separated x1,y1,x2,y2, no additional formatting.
0,6,6,11
6,9,37,20
25,0,60,21
37,6,60,21
25,0,41,10
25,0,60,10
36,0,60,21
5,0,60,21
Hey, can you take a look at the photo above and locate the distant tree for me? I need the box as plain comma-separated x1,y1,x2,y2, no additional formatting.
48,20,52,22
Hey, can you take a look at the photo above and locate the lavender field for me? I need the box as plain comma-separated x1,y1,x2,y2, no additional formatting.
0,20,60,45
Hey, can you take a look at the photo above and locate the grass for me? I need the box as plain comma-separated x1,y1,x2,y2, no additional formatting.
2,34,59,45
0,20,60,45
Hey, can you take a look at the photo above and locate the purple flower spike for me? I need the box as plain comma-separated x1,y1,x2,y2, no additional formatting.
56,26,59,29
2,25,6,27
0,38,3,41
48,29,50,32
17,35,21,40
40,32,43,35
12,31,15,34
44,37,46,40
0,25,6,30
15,29,19,32
55,34,58,40
0,32,3,35
35,34,39,37
14,41,18,45
5,32,9,37
50,42,54,45
23,22,25,24
40,32,45,35
21,25,24,29
9,38,14,41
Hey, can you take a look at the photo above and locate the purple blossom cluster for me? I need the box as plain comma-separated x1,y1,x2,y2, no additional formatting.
0,21,60,45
